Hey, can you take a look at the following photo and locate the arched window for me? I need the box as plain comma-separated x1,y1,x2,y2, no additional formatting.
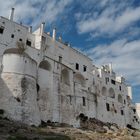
39,60,51,71
61,69,70,85
102,87,107,96
118,94,123,103
74,73,85,87
108,88,115,98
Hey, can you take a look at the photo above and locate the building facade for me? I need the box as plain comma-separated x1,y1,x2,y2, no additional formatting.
0,9,139,129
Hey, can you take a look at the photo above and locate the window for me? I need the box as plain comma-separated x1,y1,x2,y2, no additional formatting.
111,79,116,85
69,95,72,105
59,56,62,63
105,77,109,84
82,97,86,106
76,63,79,70
121,110,124,115
11,34,14,38
133,109,136,114
36,84,40,93
83,65,87,72
124,100,126,104
19,38,22,41
0,26,4,34
26,40,32,46
119,86,121,91
106,103,110,111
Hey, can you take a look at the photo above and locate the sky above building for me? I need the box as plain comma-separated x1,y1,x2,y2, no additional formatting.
0,0,140,102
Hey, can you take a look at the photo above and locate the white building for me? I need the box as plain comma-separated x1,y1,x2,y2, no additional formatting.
0,8,139,129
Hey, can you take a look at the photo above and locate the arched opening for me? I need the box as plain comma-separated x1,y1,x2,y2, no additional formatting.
39,60,51,71
108,88,115,98
102,87,107,96
3,48,30,58
74,73,85,87
118,94,123,103
61,69,70,85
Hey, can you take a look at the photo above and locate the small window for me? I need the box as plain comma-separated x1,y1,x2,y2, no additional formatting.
133,109,136,114
83,65,87,72
76,63,79,70
82,97,86,106
121,110,124,115
69,95,72,105
119,86,121,91
115,110,117,113
59,56,62,63
124,100,126,104
111,79,116,85
36,84,40,93
106,103,110,111
26,40,32,46
0,26,4,34
11,34,14,38
105,77,109,84
19,38,22,41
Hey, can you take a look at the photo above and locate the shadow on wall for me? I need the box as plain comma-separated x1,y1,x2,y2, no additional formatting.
0,74,40,125
0,75,20,120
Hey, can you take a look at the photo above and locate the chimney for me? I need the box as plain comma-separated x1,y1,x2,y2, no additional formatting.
40,22,45,35
52,28,56,40
9,8,15,21
108,63,112,74
28,26,32,33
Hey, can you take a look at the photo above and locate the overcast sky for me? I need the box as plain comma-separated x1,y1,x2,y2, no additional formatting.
0,0,140,102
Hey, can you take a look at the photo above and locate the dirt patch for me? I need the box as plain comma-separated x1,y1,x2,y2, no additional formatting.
0,114,140,140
